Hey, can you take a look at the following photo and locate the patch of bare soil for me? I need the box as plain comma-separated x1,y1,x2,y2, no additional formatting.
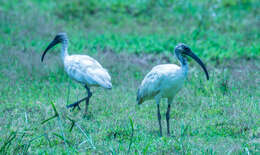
97,49,260,90
100,48,259,75
217,58,260,89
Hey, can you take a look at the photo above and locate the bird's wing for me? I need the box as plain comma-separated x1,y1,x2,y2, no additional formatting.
137,64,180,104
65,55,112,89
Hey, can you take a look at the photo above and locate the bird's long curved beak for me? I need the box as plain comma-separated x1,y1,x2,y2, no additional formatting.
41,39,59,62
183,50,209,80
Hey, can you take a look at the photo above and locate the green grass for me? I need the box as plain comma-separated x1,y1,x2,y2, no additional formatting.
0,0,259,154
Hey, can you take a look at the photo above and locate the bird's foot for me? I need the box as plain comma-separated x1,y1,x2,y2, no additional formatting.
66,102,81,111
83,113,88,119
83,111,93,119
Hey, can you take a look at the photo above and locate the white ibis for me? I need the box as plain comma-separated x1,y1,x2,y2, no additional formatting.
41,33,112,115
137,43,209,136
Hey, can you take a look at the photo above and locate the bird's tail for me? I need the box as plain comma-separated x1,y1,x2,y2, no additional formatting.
104,81,112,89
136,88,144,105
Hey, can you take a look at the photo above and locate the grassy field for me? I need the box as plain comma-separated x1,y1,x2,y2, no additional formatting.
0,0,259,154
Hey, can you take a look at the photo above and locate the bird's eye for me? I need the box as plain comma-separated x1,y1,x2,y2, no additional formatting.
183,46,189,51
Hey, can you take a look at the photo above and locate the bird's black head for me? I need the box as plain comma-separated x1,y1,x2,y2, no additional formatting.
175,43,192,56
174,43,209,80
53,33,68,43
41,32,68,62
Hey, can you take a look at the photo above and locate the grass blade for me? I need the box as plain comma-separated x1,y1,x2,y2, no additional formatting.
0,131,17,153
128,117,134,154
41,101,59,124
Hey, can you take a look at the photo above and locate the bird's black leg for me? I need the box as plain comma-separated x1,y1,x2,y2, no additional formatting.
157,104,162,137
66,85,92,111
66,96,88,110
166,103,171,136
84,85,92,116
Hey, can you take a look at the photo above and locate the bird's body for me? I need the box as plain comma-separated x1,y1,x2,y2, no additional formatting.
137,43,209,136
64,55,112,89
137,64,186,104
41,33,112,115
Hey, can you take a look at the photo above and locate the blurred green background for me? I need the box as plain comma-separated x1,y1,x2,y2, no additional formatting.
1,0,259,58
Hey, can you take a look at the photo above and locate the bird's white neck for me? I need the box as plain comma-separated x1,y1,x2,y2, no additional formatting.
61,40,69,62
180,59,188,77
175,53,188,77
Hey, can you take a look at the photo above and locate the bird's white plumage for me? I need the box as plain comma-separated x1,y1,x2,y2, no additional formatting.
137,64,187,103
136,43,209,136
42,33,112,114
64,55,112,89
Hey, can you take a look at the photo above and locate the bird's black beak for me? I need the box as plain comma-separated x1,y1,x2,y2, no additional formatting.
41,38,59,62
183,50,209,80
